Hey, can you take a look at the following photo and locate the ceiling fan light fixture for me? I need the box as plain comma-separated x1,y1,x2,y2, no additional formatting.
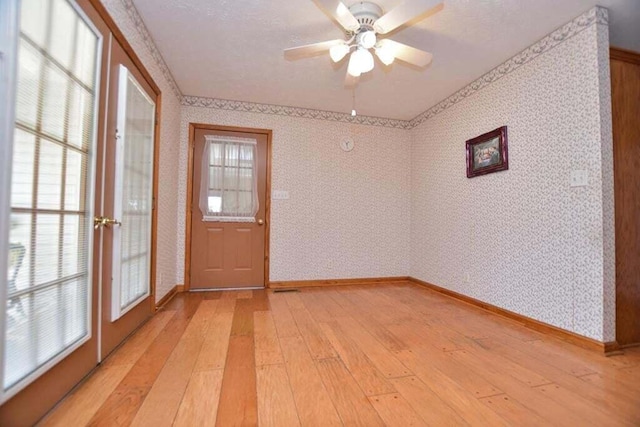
353,47,374,74
375,44,395,65
329,43,350,62
347,51,363,77
359,30,377,49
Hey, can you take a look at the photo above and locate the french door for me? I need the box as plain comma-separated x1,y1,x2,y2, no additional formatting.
0,1,157,425
99,33,156,359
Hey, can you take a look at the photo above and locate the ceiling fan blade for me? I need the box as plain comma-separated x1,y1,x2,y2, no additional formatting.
374,0,443,34
284,39,345,60
313,0,360,31
378,39,433,67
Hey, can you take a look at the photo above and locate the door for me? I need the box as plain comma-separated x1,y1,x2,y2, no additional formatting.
611,50,640,346
98,38,155,358
189,127,269,289
0,0,106,424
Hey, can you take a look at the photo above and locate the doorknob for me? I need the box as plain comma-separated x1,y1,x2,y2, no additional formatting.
257,219,264,226
94,216,122,229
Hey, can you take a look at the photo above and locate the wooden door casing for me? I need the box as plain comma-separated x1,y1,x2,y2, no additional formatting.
185,125,272,290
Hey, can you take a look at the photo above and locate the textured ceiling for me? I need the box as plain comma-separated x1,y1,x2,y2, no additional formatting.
132,0,640,120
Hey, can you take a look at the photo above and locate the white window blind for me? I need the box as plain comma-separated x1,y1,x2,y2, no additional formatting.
199,135,259,222
111,66,155,320
3,0,99,399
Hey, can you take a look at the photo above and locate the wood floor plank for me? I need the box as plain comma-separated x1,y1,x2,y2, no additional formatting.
103,310,175,367
279,336,342,427
173,370,224,427
448,343,617,426
87,294,204,427
269,292,301,338
256,364,301,427
298,291,335,323
42,286,640,427
477,337,640,425
579,372,640,399
368,393,428,427
447,346,552,388
390,376,470,426
319,321,395,396
130,301,219,427
337,316,412,378
316,358,386,427
387,319,461,352
193,302,235,372
397,343,503,398
533,382,634,426
286,294,337,360
181,300,219,341
39,364,132,427
236,290,254,299
254,311,284,366
215,335,258,426
479,394,549,427
328,290,408,352
394,349,510,426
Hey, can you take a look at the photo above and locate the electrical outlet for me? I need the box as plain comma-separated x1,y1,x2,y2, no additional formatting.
272,190,290,200
464,273,470,283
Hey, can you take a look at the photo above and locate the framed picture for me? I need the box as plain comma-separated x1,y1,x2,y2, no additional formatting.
466,126,508,178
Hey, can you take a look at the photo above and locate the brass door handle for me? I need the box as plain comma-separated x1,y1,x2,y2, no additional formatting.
94,216,122,229
257,219,264,226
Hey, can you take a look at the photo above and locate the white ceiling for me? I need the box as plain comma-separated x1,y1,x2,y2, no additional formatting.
132,0,640,120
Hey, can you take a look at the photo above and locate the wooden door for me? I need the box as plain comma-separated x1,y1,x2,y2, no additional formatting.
189,127,268,289
611,49,640,346
98,38,155,358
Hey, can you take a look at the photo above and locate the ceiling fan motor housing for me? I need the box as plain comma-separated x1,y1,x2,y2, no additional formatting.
347,1,384,33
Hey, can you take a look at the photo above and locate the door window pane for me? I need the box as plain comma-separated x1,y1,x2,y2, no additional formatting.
199,136,259,222
111,66,155,320
4,0,98,395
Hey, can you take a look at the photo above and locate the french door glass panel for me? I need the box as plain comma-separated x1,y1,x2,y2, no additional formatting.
3,0,99,398
111,65,155,320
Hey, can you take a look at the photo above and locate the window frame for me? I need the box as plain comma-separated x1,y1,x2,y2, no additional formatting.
0,0,103,403
201,135,259,222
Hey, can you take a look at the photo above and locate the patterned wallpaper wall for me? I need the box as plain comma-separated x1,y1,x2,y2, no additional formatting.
410,9,614,341
179,108,412,282
100,0,182,302
101,0,614,342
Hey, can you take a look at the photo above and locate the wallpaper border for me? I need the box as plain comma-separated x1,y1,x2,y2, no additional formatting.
120,1,607,129
120,0,182,98
409,6,609,128
181,95,413,130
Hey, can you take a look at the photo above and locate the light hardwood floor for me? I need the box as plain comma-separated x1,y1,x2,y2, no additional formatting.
39,282,640,426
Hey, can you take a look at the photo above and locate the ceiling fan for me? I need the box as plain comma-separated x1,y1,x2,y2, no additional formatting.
285,0,443,87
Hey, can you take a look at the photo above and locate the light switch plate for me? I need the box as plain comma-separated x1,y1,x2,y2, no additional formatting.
570,170,588,187
272,190,289,200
